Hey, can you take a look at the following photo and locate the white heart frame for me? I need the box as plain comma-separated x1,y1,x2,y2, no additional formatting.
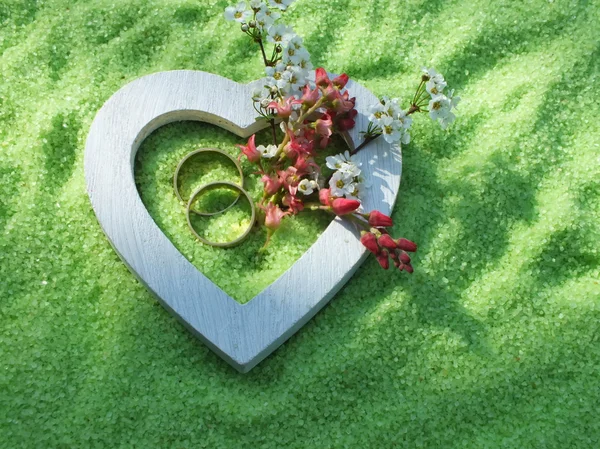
84,70,401,372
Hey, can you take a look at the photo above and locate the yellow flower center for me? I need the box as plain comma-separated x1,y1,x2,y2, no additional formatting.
336,180,345,189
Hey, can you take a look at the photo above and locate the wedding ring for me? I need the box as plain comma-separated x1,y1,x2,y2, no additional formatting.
186,181,256,248
173,148,244,216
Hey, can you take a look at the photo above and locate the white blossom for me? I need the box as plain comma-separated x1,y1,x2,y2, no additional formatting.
251,87,270,103
325,153,346,170
250,0,263,9
296,52,313,72
368,97,413,145
265,62,287,89
255,11,274,29
422,67,447,96
279,65,307,94
297,178,317,195
282,37,309,65
255,3,280,29
257,144,278,158
329,171,356,197
368,102,387,126
326,151,369,199
267,24,295,45
345,180,368,201
381,96,401,118
268,0,295,11
429,90,459,130
224,2,252,23
396,109,412,144
326,151,361,176
380,116,402,144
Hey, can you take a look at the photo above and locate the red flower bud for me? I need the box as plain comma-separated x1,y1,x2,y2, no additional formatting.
399,252,411,264
377,234,397,249
331,198,360,215
368,210,393,227
376,250,390,269
360,231,379,254
404,264,414,274
336,116,356,131
319,188,332,206
396,238,417,252
315,67,331,88
333,73,349,89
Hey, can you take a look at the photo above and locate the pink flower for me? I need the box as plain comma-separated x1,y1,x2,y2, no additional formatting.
323,85,342,102
333,91,356,114
296,85,320,108
331,197,360,215
278,166,304,195
262,202,288,231
267,97,294,118
285,135,314,159
333,73,349,89
360,231,379,254
261,174,282,196
319,188,332,206
237,134,260,163
283,192,304,214
312,113,333,148
315,67,331,88
368,210,393,227
294,155,318,172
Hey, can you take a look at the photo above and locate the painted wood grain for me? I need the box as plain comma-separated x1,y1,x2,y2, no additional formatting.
84,70,402,372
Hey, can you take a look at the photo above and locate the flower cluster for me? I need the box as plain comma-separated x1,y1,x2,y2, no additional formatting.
225,0,312,97
326,151,367,200
362,68,459,148
237,68,361,246
368,97,412,144
422,68,460,129
359,210,417,272
218,2,462,272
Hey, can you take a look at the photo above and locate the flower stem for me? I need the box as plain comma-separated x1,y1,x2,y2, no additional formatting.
295,96,326,126
269,119,278,145
350,134,376,155
256,36,270,67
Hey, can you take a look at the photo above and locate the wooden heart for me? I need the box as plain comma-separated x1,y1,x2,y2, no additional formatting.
84,70,402,372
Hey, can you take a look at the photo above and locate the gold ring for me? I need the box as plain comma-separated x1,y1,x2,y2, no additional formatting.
186,181,256,248
173,148,244,217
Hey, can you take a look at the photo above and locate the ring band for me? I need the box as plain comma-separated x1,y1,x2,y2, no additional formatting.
173,148,244,217
186,181,256,248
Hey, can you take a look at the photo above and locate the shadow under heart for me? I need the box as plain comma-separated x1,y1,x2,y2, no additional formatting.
134,120,349,304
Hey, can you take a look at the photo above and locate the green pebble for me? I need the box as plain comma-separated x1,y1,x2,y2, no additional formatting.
1,1,599,448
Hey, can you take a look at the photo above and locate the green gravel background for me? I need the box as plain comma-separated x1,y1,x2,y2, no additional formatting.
1,0,599,447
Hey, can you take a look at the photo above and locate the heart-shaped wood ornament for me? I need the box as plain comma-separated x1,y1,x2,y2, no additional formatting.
84,70,402,372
